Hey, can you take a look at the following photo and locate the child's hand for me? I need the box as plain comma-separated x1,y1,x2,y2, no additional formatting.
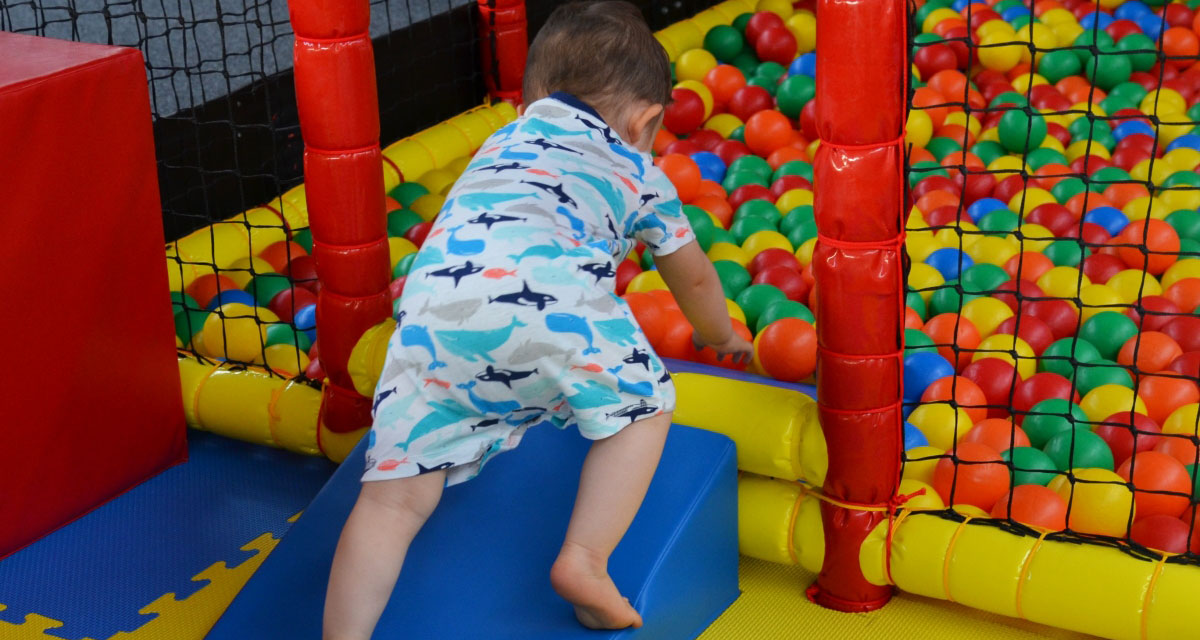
692,331,754,366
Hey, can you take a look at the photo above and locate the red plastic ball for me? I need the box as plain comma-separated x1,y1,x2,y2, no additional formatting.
388,276,406,300
1131,514,1191,554
1127,295,1183,331
1167,351,1200,378
756,317,817,382
748,247,802,276
1012,371,1080,423
754,26,797,66
270,286,319,323
1095,411,1162,469
914,43,961,80
1082,253,1126,284
616,259,641,296
744,11,786,44
728,85,775,122
284,255,320,290
961,357,1023,419
686,129,725,152
663,87,706,135
663,139,704,157
1160,316,1200,353
1118,451,1193,520
1026,299,1080,340
770,174,812,198
753,266,810,302
714,139,753,166
995,314,1055,355
257,240,309,273
727,184,775,211
404,221,432,246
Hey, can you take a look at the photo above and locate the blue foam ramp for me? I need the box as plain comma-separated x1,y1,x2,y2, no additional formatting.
208,423,739,639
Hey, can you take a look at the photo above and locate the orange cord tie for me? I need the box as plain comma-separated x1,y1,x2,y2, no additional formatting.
941,515,975,602
1013,528,1053,620
296,32,370,45
381,155,404,183
266,381,287,448
311,235,389,253
304,142,381,157
1140,551,1174,640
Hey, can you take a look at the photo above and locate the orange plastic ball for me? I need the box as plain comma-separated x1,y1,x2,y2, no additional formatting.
933,442,1010,511
695,179,726,200
1118,331,1184,374
1137,374,1200,427
703,64,748,106
692,194,733,229
1163,27,1200,70
962,418,1031,452
744,110,794,157
1115,219,1180,275
1155,436,1200,466
915,190,961,214
767,146,807,170
921,375,990,423
1103,182,1150,209
991,484,1068,530
1065,191,1114,219
905,306,925,330
186,273,242,309
257,240,309,273
656,153,702,203
1118,451,1193,520
696,320,753,370
756,317,817,382
922,313,982,371
624,292,667,348
1003,252,1054,282
1164,278,1200,313
912,87,950,128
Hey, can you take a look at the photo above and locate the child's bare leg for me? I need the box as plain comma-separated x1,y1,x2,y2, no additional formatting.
324,470,446,640
551,412,672,630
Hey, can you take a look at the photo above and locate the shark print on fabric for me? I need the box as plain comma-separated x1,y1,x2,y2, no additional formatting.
363,93,693,488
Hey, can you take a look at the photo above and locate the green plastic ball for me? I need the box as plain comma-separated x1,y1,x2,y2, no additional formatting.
1075,359,1134,395
1023,399,1091,448
780,205,816,239
1044,239,1089,267
930,280,980,316
1037,49,1083,84
1167,209,1200,243
1078,311,1139,361
392,252,418,279
1025,148,1068,171
776,75,816,117
713,260,752,298
265,322,313,351
998,108,1048,153
1040,337,1102,380
722,169,767,193
728,125,747,143
684,205,716,252
961,263,1011,295
1051,178,1088,204
1108,81,1149,106
907,290,928,320
1086,51,1132,91
735,284,788,330
970,141,1008,166
732,13,753,32
755,61,787,84
746,76,778,96
730,216,777,245
1003,447,1062,486
729,155,773,180
734,199,781,226
909,161,950,188
913,0,955,26
704,24,745,61
174,308,210,343
1073,30,1115,65
1090,166,1132,193
730,50,759,78
979,209,1021,236
905,328,938,355
170,291,199,313
1044,427,1115,471
387,182,429,208
292,228,314,253
773,159,813,182
757,299,815,333
926,137,963,161
990,91,1030,109
245,273,293,307
1115,33,1158,73
387,208,424,237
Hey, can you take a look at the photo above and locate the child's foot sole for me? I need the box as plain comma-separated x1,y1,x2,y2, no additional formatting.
550,548,643,630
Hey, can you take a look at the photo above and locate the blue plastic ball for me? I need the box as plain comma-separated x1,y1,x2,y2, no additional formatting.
690,151,727,183
1112,120,1156,141
904,422,930,450
1167,134,1200,153
1114,0,1151,21
904,351,956,404
1136,13,1163,40
790,52,816,78
1079,11,1113,30
924,247,974,281
951,0,971,12
1002,5,1031,21
206,289,257,310
293,303,318,342
1083,205,1130,236
967,197,1008,223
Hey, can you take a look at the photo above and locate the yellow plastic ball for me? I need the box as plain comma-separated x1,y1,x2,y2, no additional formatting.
934,224,981,251
1080,384,1148,423
786,12,817,53
707,241,751,267
756,0,793,19
977,32,1024,72
1009,188,1056,217
977,126,1002,144
388,237,419,269
908,262,946,305
1140,89,1187,118
987,154,1026,178
723,298,748,325
1036,265,1090,298
1049,468,1135,536
897,478,947,511
1010,73,1049,93
961,297,1015,338
922,8,962,34
1122,195,1170,221
1106,269,1162,303
1129,159,1174,186
1040,8,1077,26
974,333,1037,378
675,49,719,85
902,447,947,487
906,109,933,150
1078,284,1122,322
1162,259,1200,290
976,19,1016,40
807,139,821,158
906,230,942,263
200,303,267,363
775,188,814,213
263,343,311,376
908,404,975,451
795,238,818,267
1164,148,1200,174
626,269,669,293
1067,139,1111,161
1014,223,1056,253
742,230,793,257
224,256,276,288
943,111,982,137
968,235,1020,266
1015,23,1057,63
704,113,744,138
1163,403,1200,437
1039,134,1066,155
1158,121,1194,146
1161,180,1200,212
418,168,458,196
410,193,446,221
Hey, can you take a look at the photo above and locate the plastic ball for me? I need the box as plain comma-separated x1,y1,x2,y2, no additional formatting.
1138,375,1200,427
1118,331,1184,375
1118,451,1193,519
754,26,797,65
909,403,975,452
1115,218,1181,275
1044,427,1115,471
1049,468,1135,536
920,375,989,423
657,153,703,203
962,417,1031,452
756,318,816,382
905,422,930,450
676,48,719,83
664,88,707,135
1130,514,1191,554
933,442,1010,511
703,25,745,61
991,484,1068,530
904,351,957,404
728,85,775,121
269,286,318,323
743,110,794,157
734,283,787,330
904,445,947,485
921,313,981,371
1003,446,1061,486
200,303,268,362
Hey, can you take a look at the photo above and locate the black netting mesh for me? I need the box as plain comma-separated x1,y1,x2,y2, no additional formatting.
904,0,1200,562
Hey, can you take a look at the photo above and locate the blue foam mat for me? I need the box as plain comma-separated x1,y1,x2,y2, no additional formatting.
0,431,335,639
209,423,740,640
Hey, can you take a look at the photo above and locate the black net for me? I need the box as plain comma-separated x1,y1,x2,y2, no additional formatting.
904,0,1200,562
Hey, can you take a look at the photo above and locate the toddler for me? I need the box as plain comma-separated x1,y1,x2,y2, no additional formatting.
323,2,753,638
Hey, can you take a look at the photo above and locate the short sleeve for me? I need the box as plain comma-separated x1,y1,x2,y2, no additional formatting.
629,163,695,257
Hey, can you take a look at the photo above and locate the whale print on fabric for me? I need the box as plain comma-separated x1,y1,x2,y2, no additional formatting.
364,93,694,488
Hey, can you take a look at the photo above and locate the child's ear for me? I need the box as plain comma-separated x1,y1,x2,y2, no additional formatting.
517,103,526,116
627,103,664,150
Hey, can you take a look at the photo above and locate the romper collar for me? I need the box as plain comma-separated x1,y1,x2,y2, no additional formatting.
548,91,608,126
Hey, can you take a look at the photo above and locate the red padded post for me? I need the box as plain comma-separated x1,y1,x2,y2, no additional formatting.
0,32,186,557
290,0,392,433
806,0,907,611
477,0,528,104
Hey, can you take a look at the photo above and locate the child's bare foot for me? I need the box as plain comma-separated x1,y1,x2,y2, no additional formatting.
550,541,643,630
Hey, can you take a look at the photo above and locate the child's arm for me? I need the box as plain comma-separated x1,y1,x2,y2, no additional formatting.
654,241,754,363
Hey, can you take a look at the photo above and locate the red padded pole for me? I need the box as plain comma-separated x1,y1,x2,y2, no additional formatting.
806,0,907,611
290,0,392,432
477,0,527,104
